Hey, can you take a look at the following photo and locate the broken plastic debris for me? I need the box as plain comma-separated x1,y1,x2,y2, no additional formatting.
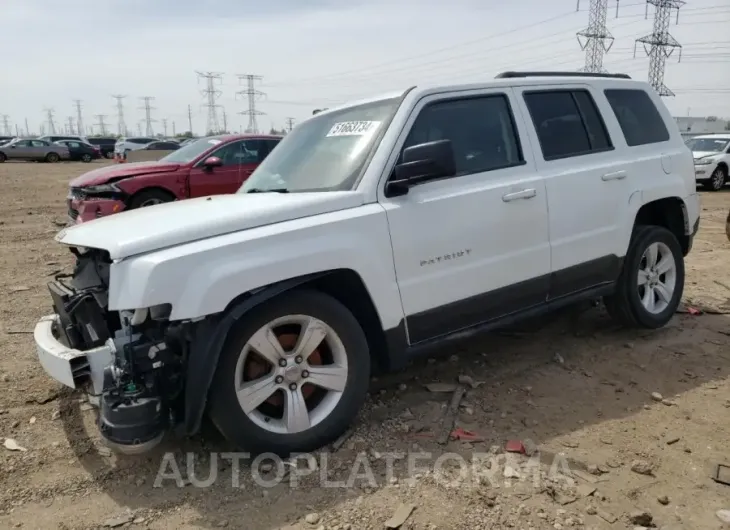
450,428,483,442
505,440,526,454
3,438,27,452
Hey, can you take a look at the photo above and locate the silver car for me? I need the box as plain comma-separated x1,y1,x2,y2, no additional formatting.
0,138,70,163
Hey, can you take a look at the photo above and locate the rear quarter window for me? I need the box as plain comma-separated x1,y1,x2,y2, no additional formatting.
603,89,670,146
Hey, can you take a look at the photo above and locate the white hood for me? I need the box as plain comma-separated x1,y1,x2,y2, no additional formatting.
56,192,364,259
692,151,719,160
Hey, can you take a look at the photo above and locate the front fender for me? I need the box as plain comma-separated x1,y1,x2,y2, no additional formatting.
108,204,404,330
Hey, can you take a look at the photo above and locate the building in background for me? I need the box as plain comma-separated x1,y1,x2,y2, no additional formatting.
675,116,730,140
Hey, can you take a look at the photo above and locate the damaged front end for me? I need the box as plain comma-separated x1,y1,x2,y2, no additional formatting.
67,183,129,224
35,246,186,454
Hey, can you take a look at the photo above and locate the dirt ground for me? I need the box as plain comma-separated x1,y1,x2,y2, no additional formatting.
1,160,729,530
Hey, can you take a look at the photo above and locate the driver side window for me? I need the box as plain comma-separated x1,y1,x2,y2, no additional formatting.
401,94,524,178
208,141,245,167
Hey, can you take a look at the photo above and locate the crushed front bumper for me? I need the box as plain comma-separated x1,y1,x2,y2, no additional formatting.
34,314,114,395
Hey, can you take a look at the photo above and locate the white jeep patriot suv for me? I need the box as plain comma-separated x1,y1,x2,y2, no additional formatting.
34,71,700,456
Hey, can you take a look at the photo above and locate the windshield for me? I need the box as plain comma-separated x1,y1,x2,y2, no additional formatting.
686,137,729,153
159,136,224,163
240,97,401,193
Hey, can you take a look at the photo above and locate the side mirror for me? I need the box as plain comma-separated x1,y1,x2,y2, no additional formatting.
203,156,222,168
386,139,456,196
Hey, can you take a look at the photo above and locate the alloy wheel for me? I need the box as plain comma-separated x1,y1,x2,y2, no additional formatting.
637,241,677,314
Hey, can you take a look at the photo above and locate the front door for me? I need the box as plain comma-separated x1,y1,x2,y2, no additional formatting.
188,140,249,197
7,140,32,159
380,89,551,344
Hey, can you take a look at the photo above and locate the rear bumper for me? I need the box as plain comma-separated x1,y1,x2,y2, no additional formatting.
34,314,113,394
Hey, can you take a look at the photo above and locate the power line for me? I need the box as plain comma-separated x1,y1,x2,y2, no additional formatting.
139,97,156,136
72,100,84,136
43,107,56,135
635,0,685,96
94,114,109,136
237,74,266,134
0,115,10,136
196,71,224,134
112,95,127,137
576,0,617,72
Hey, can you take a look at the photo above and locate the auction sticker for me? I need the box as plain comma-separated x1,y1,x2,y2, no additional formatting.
326,121,381,137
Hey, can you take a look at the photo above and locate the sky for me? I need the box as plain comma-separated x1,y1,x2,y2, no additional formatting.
1,0,729,137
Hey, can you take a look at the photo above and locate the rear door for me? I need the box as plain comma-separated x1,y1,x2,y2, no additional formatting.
513,84,630,298
30,140,52,159
188,140,248,197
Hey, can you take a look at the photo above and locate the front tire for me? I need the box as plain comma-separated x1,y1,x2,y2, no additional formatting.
208,290,371,456
81,153,92,163
705,166,727,191
127,189,174,209
604,225,684,328
0,153,5,163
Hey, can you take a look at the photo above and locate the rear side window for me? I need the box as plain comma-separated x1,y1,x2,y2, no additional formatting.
604,89,670,146
523,89,613,160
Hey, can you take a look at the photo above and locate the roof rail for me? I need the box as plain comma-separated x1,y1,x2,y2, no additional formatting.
495,71,632,80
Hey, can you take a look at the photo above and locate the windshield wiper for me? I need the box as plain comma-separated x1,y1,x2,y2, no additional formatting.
245,188,289,193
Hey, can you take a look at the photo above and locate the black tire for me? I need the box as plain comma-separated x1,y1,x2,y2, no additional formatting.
81,153,92,163
207,289,371,456
604,225,684,329
104,151,115,159
127,189,174,209
45,152,60,163
705,166,727,191
0,153,5,163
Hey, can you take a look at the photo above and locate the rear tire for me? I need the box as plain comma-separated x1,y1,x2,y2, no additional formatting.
45,152,60,163
0,153,5,163
604,225,684,329
81,153,92,163
104,151,114,159
207,289,371,456
127,189,174,209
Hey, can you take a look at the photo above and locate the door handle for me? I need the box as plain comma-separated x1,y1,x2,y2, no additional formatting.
601,170,627,181
502,188,537,202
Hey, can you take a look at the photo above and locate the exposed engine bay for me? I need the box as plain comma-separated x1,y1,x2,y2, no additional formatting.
50,247,186,453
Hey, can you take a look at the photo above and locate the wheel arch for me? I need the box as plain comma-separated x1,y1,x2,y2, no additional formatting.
632,196,690,255
125,186,177,208
182,268,390,436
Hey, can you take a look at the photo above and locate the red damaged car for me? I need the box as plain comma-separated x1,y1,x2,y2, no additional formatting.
67,134,282,223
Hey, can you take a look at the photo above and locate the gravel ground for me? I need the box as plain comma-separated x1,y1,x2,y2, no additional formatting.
0,160,729,530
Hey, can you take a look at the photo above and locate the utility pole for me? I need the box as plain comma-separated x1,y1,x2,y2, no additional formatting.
139,97,156,136
222,107,228,132
73,100,84,136
24,118,30,137
1,115,10,136
94,114,108,136
111,95,127,137
635,0,684,96
44,108,57,134
237,74,265,134
196,71,224,134
67,116,75,135
172,121,176,136
187,104,193,135
161,118,168,137
576,0,616,73
14,124,19,137
285,117,295,132
137,122,143,136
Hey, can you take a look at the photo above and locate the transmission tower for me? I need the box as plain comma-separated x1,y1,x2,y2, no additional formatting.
44,108,57,134
66,116,75,135
161,118,168,136
237,74,266,134
112,95,127,136
286,117,295,132
1,115,10,136
196,71,224,134
73,100,84,136
576,0,616,73
635,0,685,96
95,114,108,136
139,97,156,136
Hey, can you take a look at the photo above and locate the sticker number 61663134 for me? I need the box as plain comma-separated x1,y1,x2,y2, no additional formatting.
326,121,381,137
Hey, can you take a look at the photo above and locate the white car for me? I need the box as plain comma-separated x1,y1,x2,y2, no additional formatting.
686,134,730,191
33,71,699,456
114,136,158,157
